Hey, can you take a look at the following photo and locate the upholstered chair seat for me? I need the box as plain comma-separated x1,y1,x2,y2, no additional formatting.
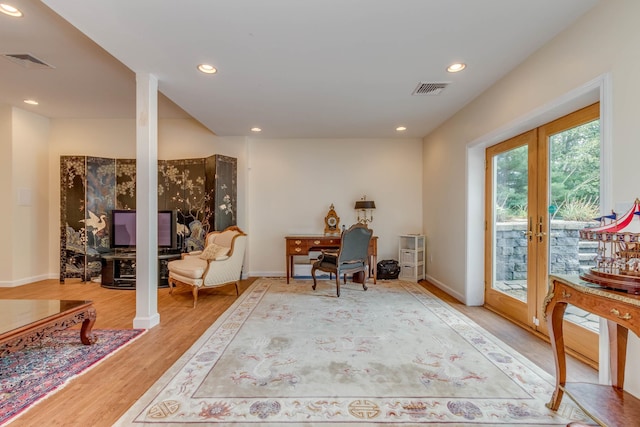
166,257,209,284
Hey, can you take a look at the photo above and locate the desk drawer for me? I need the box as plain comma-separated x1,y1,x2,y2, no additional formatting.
288,240,309,254
287,237,341,254
312,238,340,247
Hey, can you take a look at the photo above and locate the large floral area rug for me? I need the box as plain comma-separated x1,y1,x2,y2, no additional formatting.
1,328,145,426
118,278,590,426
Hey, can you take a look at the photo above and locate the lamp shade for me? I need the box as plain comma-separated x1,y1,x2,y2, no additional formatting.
354,200,376,210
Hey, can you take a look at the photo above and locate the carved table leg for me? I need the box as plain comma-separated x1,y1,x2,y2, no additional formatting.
80,306,97,345
546,298,568,411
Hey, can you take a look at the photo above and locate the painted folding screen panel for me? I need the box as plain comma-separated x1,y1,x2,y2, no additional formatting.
206,154,237,232
59,156,115,281
116,158,136,210
59,155,237,282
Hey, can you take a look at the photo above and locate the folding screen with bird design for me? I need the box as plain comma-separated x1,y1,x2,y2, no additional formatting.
59,155,237,282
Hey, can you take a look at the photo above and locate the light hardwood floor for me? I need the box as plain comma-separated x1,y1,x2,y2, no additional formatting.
1,278,597,426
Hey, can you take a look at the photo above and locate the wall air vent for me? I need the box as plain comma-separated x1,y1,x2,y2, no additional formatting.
412,82,449,96
2,53,55,69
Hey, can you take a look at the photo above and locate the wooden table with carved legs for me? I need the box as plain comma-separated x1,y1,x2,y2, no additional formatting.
544,275,640,426
0,299,97,356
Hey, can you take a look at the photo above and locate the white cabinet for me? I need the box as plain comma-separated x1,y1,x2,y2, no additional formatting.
398,235,425,282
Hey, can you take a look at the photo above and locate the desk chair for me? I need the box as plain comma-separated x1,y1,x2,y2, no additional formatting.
311,223,373,297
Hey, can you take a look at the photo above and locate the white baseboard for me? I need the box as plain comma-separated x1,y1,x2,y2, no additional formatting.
0,273,54,288
248,271,285,278
424,274,466,304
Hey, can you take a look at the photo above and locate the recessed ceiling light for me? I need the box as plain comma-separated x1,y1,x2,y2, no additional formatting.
23,99,38,105
0,3,22,17
396,126,407,132
447,63,466,73
251,127,262,132
197,64,217,74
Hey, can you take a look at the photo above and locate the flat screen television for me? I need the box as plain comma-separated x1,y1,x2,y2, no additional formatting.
110,210,177,249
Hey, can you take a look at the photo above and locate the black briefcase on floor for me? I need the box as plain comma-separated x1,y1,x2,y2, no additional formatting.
377,259,400,279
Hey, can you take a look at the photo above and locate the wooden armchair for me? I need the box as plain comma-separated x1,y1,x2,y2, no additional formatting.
311,223,373,297
167,226,247,307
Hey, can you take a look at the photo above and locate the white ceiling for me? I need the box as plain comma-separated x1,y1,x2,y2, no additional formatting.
2,0,599,139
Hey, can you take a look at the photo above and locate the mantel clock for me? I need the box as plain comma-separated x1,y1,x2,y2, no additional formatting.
324,204,340,235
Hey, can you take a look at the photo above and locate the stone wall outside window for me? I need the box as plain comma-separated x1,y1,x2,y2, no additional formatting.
494,220,597,281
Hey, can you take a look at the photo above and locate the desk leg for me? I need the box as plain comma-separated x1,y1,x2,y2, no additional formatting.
286,254,291,284
372,254,377,284
546,299,568,411
608,320,629,389
367,255,377,284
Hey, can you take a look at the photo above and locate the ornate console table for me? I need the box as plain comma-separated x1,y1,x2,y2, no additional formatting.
0,299,96,356
545,275,640,426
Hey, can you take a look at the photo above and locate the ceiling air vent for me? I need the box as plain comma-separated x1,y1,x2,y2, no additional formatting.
412,82,449,96
2,53,55,69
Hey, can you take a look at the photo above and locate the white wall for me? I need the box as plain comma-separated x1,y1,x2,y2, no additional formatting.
0,106,13,282
46,119,422,280
247,138,423,276
12,109,50,284
0,107,50,286
422,0,640,394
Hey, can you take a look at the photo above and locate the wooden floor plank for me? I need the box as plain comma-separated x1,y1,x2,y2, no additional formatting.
0,278,597,426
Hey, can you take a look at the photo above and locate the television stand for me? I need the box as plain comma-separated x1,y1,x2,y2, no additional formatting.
100,252,182,290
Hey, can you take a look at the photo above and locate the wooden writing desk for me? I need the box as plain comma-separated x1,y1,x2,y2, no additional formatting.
285,235,377,284
545,275,640,426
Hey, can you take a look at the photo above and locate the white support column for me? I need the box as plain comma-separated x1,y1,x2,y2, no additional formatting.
134,73,160,329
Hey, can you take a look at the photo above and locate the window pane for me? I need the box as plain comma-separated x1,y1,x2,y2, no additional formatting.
548,119,600,333
492,144,528,303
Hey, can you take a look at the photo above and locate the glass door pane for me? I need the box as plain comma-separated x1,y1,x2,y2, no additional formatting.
492,144,529,303
485,130,538,329
548,118,601,333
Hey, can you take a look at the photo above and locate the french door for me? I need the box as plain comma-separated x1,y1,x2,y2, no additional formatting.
485,103,600,363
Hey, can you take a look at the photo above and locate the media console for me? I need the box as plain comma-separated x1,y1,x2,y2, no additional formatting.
100,252,182,290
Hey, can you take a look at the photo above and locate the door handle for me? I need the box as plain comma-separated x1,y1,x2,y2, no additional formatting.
536,216,546,242
523,217,533,241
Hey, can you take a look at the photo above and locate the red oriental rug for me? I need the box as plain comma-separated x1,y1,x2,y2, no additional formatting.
0,328,145,426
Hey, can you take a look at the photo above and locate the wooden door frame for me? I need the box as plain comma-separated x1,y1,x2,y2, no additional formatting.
484,129,538,327
484,103,600,364
536,103,600,363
